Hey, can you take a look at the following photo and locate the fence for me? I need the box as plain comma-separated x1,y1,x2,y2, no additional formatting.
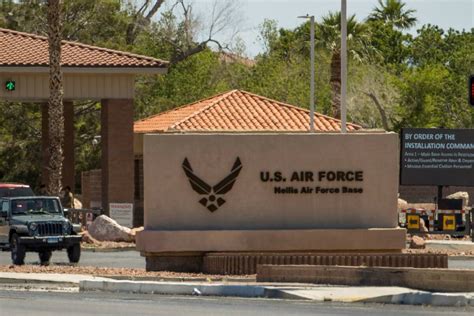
66,208,102,227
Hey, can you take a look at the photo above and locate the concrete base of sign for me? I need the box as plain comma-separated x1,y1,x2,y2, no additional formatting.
145,253,204,273
204,252,447,275
137,228,406,272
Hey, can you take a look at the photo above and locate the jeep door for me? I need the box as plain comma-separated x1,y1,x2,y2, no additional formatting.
0,200,9,244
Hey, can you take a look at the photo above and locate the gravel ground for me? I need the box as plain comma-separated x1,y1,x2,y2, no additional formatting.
405,234,474,256
81,242,136,250
404,248,474,256
0,264,253,280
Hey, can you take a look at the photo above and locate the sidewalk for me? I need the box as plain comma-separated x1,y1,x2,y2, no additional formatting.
426,240,474,253
1,271,473,307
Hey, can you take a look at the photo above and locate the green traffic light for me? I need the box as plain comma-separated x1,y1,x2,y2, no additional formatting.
5,80,15,91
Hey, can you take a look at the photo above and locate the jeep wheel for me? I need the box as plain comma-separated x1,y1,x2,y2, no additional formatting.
10,233,26,265
38,251,52,266
67,244,81,263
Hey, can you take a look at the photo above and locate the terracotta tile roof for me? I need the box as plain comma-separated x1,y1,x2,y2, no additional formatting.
134,90,362,133
0,28,167,68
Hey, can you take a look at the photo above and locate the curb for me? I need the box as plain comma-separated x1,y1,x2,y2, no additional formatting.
80,279,270,298
101,275,256,283
366,291,474,307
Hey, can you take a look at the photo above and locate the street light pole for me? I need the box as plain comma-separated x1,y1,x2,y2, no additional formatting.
310,15,315,132
341,0,348,134
298,14,315,132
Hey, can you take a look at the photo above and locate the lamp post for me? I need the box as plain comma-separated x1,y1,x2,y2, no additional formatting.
341,0,347,133
298,14,315,132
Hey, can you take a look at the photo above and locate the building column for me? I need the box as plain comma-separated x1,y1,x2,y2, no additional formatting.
41,101,75,191
62,101,75,191
101,99,134,217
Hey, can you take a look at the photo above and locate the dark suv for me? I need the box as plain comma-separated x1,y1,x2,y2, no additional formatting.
0,196,82,265
0,183,34,198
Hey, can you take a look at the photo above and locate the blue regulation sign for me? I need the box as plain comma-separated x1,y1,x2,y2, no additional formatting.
400,128,474,186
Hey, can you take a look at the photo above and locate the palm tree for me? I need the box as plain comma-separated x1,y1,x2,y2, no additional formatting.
316,12,374,119
368,0,417,30
46,0,64,195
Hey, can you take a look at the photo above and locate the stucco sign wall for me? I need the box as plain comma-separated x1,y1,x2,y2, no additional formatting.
143,133,399,230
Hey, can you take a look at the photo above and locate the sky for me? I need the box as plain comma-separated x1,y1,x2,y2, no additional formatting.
188,0,474,57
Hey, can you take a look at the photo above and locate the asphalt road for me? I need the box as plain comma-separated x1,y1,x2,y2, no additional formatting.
0,249,145,268
1,250,474,270
0,290,473,316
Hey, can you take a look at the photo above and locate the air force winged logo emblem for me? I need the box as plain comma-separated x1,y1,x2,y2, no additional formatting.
182,157,242,212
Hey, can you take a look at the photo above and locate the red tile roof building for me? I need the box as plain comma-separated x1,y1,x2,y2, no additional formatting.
0,28,167,69
134,90,362,133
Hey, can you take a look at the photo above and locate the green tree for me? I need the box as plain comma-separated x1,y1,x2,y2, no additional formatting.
0,103,42,186
135,49,232,119
367,0,417,30
316,12,374,118
348,64,399,130
239,19,333,114
0,0,249,191
393,65,470,130
0,0,43,32
410,24,448,67
401,26,474,129
367,20,411,69
366,0,415,69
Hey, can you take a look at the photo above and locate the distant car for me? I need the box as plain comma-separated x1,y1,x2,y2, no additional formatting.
0,183,35,198
0,196,82,265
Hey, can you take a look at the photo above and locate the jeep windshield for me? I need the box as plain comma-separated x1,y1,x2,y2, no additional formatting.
11,198,61,215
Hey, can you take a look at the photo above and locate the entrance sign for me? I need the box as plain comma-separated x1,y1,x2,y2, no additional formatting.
143,133,399,230
137,133,405,270
109,203,133,228
400,128,474,186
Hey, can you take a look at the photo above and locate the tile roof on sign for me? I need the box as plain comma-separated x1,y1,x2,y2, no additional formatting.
0,28,167,68
134,90,362,133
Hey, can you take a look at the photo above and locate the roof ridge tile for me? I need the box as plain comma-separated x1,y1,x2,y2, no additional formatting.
236,89,360,128
136,89,362,133
0,27,167,67
169,90,238,130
